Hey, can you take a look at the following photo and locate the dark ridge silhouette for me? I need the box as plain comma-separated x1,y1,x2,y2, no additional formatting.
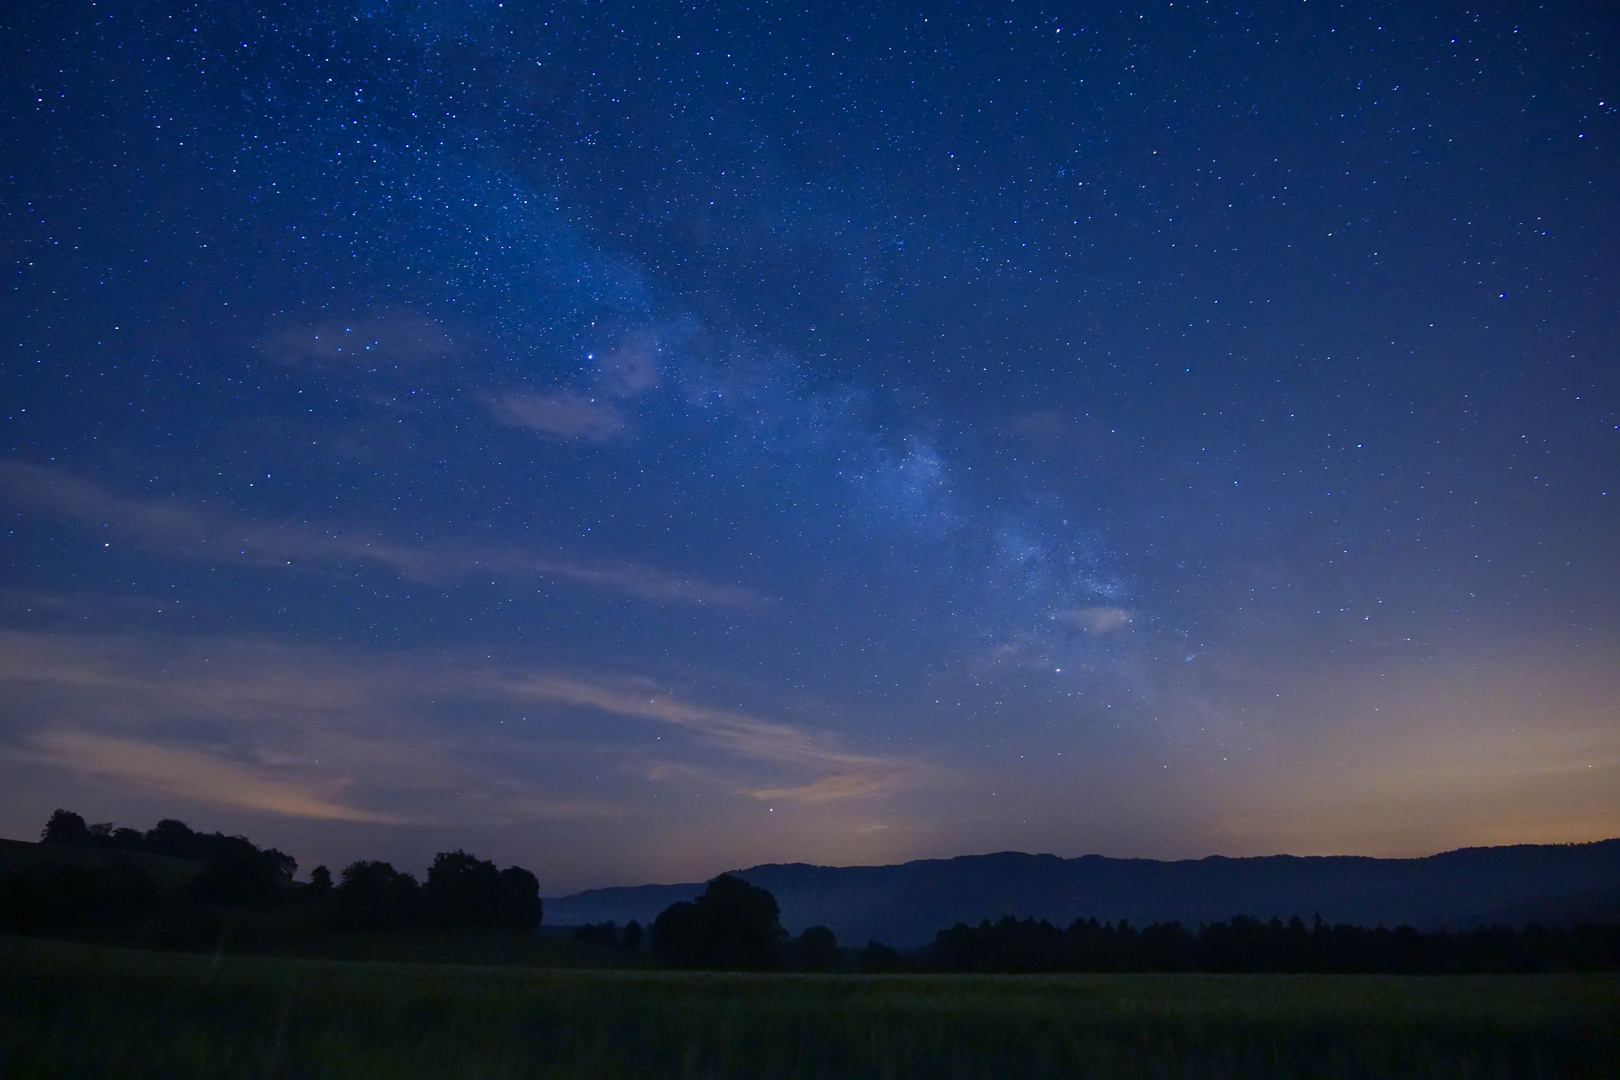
545,840,1620,947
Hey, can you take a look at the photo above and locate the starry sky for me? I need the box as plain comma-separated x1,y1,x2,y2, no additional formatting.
3,0,1617,892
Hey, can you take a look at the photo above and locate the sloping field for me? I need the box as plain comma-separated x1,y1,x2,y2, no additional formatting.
0,838,204,886
2,935,1616,1079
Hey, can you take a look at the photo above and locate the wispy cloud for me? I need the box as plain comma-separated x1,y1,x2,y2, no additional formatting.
1057,606,1134,634
469,554,764,607
0,630,929,830
0,631,640,825
748,770,907,804
1006,408,1070,448
501,672,922,802
481,389,628,441
0,463,764,608
32,730,401,822
258,313,461,372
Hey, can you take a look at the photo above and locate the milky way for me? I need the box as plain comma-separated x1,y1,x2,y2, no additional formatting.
3,1,1617,889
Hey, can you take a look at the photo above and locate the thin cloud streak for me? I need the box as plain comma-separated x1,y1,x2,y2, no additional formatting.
258,313,462,372
503,673,923,801
0,463,765,609
1058,606,1134,634
0,630,928,830
749,770,908,804
33,729,402,822
0,631,649,825
481,389,628,441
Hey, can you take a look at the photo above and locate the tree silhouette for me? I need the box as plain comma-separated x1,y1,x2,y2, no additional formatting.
497,865,543,929
333,860,419,930
410,851,544,929
651,874,786,970
191,836,294,908
17,809,562,946
574,921,619,945
423,850,504,928
40,809,90,845
651,900,701,967
858,939,902,972
789,925,839,971
143,818,198,857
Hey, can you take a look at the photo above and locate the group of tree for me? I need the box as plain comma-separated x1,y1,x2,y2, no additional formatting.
40,808,297,907
652,873,788,969
0,810,539,945
926,913,1620,974
0,810,300,942
648,873,886,972
638,876,1620,974
11,809,1619,973
572,918,644,951
328,851,541,931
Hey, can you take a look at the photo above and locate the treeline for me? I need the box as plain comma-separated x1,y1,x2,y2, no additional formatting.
9,809,1619,974
638,878,1620,974
564,873,880,971
647,873,871,972
1,810,301,943
0,810,539,946
40,808,296,906
926,914,1620,975
325,854,540,931
572,918,644,951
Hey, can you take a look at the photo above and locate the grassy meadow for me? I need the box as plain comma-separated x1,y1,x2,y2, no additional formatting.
3,935,1617,1079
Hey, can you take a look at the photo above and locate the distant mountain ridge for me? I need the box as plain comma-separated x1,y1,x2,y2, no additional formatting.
544,840,1620,947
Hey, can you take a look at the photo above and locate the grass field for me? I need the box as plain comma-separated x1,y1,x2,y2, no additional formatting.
3,935,1617,1079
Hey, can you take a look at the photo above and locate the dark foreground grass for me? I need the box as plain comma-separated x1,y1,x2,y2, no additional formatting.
2,936,1617,1079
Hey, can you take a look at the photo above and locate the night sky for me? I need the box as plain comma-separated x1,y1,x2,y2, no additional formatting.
3,1,1617,892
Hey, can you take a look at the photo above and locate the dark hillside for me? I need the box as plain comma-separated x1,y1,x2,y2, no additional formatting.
546,840,1620,946
0,837,204,887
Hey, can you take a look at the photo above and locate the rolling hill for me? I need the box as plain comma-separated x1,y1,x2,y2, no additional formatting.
544,840,1620,946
